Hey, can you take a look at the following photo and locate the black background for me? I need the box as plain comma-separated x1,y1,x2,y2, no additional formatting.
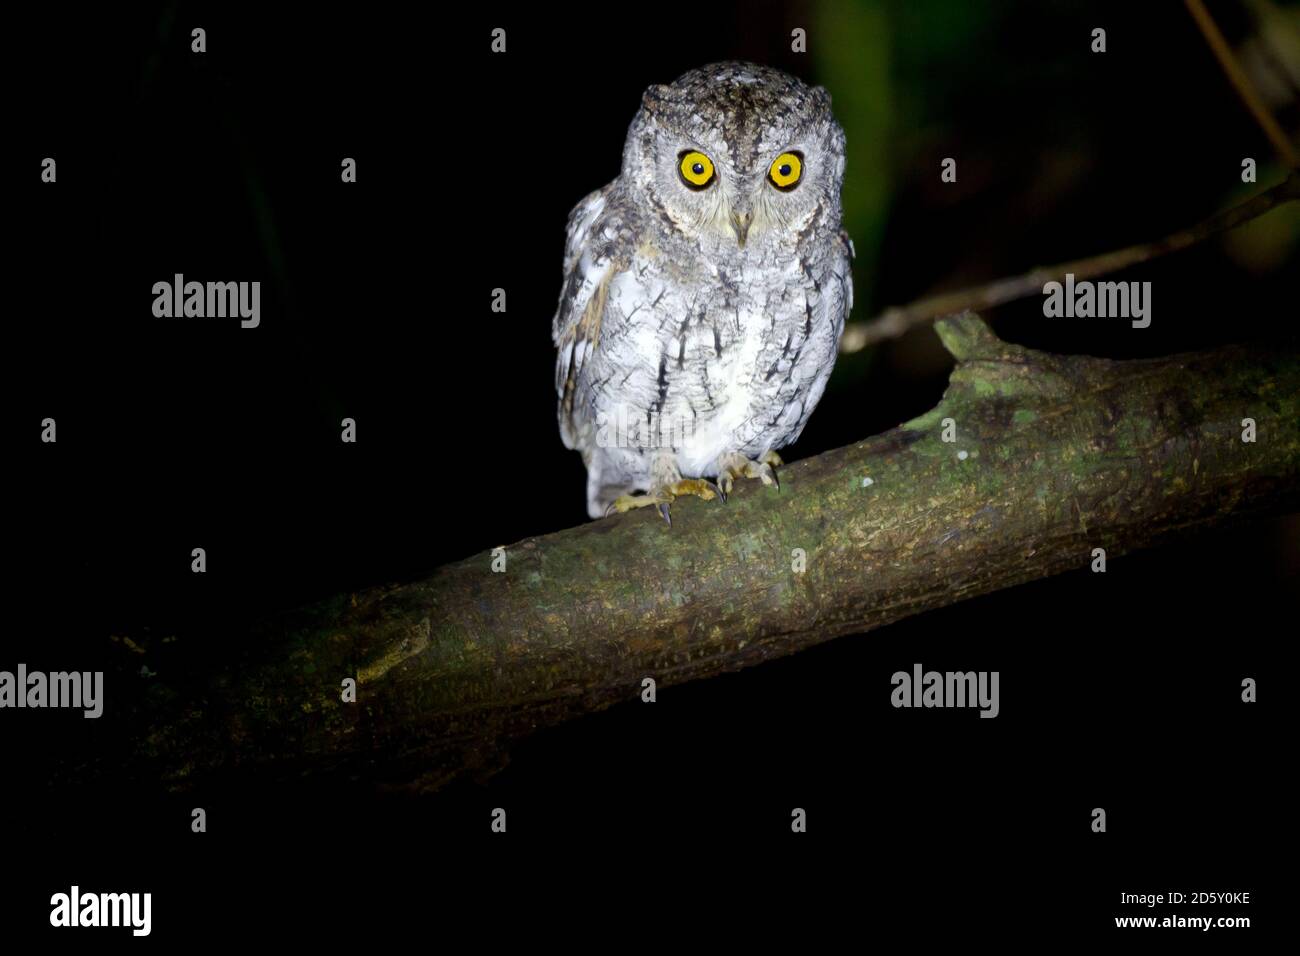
4,0,1290,943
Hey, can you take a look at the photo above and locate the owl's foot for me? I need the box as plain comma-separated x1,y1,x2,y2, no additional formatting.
715,451,783,497
604,478,721,527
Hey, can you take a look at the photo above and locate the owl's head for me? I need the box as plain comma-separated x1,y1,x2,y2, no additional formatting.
623,61,846,251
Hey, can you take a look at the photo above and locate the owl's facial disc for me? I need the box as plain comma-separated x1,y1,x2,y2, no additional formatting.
630,62,845,254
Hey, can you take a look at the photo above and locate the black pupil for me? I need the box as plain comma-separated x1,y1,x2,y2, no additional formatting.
692,162,704,175
779,164,792,177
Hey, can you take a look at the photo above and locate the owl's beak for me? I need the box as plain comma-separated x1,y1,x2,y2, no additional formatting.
730,210,752,248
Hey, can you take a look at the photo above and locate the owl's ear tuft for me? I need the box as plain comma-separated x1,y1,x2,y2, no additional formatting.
642,84,672,113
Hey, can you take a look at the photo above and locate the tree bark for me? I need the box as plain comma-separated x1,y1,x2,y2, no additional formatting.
60,315,1300,794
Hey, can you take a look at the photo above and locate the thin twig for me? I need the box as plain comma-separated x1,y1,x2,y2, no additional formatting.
846,169,1300,349
1185,0,1298,167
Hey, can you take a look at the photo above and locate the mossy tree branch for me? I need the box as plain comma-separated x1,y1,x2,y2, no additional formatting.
62,315,1300,794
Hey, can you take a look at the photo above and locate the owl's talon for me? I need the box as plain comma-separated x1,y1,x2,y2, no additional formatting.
668,478,718,502
607,492,665,516
605,476,720,525
716,452,783,496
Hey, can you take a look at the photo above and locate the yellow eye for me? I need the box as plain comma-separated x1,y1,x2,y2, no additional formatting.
769,151,803,189
678,151,715,188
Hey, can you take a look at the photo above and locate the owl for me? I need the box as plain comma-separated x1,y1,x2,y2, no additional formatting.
552,61,853,523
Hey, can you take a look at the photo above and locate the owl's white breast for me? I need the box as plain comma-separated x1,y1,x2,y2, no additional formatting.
565,215,850,490
674,298,772,475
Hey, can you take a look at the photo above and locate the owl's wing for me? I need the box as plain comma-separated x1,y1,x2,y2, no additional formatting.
552,186,618,451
